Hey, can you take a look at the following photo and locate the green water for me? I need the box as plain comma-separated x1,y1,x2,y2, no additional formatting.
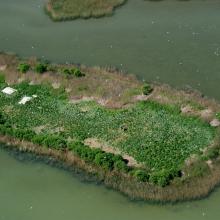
0,0,220,99
1,0,220,218
1,147,220,220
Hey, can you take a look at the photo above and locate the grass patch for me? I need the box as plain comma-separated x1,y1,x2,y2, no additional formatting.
46,0,127,21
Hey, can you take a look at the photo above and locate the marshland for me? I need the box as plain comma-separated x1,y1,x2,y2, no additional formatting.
1,0,220,219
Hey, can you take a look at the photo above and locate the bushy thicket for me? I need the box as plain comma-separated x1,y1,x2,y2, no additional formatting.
142,83,153,96
68,141,128,172
62,68,85,77
35,63,48,73
17,63,30,73
0,73,5,84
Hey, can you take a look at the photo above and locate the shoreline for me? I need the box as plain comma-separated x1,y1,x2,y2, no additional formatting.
1,134,220,203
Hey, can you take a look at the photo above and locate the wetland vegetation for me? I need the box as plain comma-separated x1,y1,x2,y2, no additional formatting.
1,53,220,201
46,0,127,21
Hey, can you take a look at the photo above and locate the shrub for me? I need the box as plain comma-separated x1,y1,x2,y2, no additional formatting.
0,112,6,124
133,169,149,182
69,141,129,171
142,83,153,95
0,73,5,84
35,63,47,73
32,134,47,145
17,63,30,73
114,160,128,172
94,152,115,171
149,170,170,187
62,68,71,75
71,68,85,77
42,135,67,149
12,129,35,141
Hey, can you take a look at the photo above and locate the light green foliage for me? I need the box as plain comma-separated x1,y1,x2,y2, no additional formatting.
0,82,215,184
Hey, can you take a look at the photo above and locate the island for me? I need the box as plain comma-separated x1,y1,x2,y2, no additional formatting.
0,52,220,202
46,0,127,21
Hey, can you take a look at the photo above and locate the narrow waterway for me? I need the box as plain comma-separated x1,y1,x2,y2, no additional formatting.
0,0,220,218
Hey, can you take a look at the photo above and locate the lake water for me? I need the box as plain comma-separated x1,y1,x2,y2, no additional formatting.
0,0,220,219
0,0,220,99
1,147,220,220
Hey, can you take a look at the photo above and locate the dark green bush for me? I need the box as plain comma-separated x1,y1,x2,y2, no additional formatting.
149,170,170,187
114,160,128,172
17,63,30,73
94,152,115,171
133,169,149,182
142,83,153,95
32,134,47,145
0,73,5,84
12,129,35,141
42,135,67,149
61,68,85,77
0,112,6,125
71,68,85,77
68,141,129,172
62,68,71,75
35,63,47,73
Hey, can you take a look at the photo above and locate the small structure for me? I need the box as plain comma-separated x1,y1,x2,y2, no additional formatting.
2,87,17,95
18,96,32,105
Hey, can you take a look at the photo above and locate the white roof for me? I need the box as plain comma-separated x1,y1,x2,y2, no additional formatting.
2,87,17,95
18,96,32,105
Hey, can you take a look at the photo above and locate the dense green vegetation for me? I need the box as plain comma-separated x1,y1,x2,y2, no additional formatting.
46,0,127,21
17,63,85,78
0,74,216,186
35,63,48,74
17,63,30,73
62,67,85,77
142,83,153,95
